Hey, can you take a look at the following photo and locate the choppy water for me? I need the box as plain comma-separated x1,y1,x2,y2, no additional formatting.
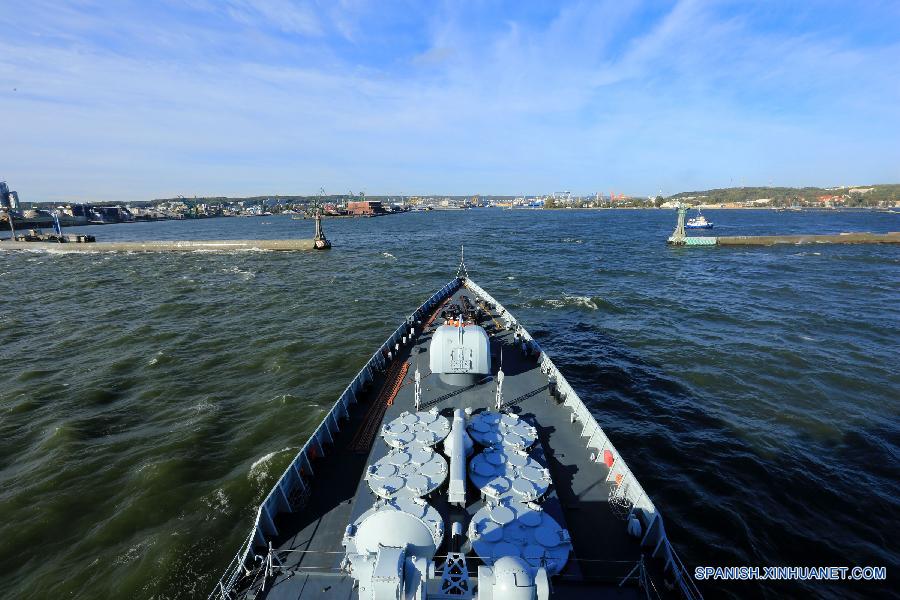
1,209,898,599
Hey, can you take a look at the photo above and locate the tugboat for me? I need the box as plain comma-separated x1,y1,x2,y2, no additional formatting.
209,255,701,600
685,209,713,229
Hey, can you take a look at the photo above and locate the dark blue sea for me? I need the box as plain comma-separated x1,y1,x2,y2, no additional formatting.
1,209,897,599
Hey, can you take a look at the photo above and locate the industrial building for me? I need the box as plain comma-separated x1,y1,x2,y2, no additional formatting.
346,200,386,216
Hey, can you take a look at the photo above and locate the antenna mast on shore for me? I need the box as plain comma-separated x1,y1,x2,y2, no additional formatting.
312,187,331,250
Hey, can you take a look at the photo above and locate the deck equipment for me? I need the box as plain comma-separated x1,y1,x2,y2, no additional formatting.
208,265,703,600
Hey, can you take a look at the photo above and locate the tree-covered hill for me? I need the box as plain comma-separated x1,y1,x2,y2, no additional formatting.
667,184,899,207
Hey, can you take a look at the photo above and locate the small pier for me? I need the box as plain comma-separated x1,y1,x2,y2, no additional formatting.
1,206,330,253
667,205,900,246
0,238,317,252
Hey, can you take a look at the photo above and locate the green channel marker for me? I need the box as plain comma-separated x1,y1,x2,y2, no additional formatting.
684,237,717,246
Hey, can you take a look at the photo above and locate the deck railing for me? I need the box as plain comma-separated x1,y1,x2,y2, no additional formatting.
208,278,462,599
463,277,702,600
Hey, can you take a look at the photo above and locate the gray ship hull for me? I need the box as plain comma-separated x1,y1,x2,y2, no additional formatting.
209,277,700,600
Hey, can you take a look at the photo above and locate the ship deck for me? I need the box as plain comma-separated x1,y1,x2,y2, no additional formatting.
243,287,644,599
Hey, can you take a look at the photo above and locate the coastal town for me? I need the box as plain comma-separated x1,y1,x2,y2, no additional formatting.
1,182,899,230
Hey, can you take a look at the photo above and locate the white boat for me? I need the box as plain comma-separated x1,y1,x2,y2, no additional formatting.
685,210,713,229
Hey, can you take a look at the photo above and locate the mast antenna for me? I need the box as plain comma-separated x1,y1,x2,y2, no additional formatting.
456,245,468,279
414,364,422,411
495,348,504,411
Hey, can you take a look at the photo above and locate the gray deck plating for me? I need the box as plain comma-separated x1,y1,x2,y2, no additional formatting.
245,288,644,600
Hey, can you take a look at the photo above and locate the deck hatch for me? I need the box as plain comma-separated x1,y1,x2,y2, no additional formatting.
382,410,451,449
467,411,538,450
468,499,571,575
469,446,551,502
365,445,448,500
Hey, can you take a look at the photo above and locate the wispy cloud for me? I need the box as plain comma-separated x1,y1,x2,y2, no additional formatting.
221,0,322,36
0,0,898,201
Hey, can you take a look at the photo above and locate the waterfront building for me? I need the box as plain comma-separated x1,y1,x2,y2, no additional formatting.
347,200,385,215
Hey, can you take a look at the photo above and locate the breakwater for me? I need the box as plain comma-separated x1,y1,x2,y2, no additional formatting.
717,232,900,245
670,231,900,246
0,238,316,252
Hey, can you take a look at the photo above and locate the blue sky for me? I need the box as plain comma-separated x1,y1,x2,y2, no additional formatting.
1,0,899,201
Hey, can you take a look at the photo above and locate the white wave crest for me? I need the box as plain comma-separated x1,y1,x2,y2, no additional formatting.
203,487,230,518
222,266,256,280
113,538,154,566
193,398,217,414
249,447,293,488
542,295,600,310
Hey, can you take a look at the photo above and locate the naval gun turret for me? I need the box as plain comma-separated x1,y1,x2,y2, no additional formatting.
429,322,491,386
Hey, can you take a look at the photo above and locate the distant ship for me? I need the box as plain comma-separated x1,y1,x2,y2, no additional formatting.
209,263,701,600
685,210,713,229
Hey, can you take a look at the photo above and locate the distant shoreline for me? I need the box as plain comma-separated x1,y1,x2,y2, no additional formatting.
4,206,897,234
535,206,899,211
